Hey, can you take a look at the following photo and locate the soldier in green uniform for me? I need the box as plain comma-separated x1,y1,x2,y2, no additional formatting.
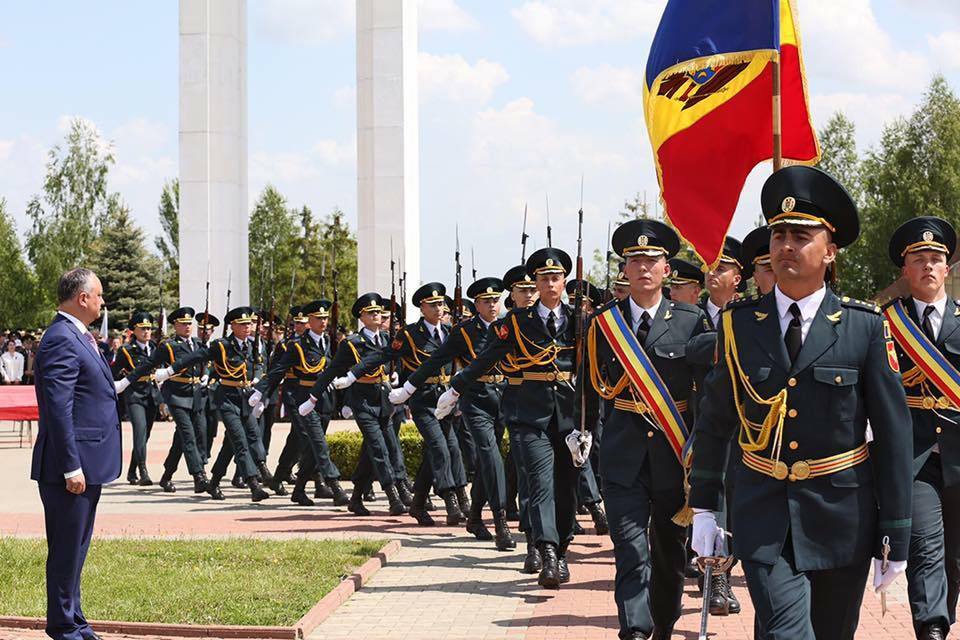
578,220,710,640
269,306,308,488
151,306,272,502
390,276,515,548
742,226,776,296
112,311,160,486
611,263,631,301
689,166,913,640
885,217,960,640
298,293,409,517
196,313,219,462
666,258,704,306
250,300,350,507
699,237,743,330
116,307,210,495
437,249,578,589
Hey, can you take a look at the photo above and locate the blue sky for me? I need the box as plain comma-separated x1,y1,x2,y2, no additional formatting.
4,0,960,287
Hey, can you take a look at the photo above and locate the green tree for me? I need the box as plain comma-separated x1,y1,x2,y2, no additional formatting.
155,179,179,300
89,197,168,330
248,185,300,311
26,118,116,311
297,207,358,329
0,200,42,328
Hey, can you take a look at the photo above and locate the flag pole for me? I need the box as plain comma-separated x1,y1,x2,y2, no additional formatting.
772,52,783,171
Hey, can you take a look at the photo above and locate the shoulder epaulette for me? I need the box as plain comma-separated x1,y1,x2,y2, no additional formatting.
726,295,762,310
839,295,881,314
668,300,702,314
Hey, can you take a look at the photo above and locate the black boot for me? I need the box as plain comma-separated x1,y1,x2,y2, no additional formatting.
920,624,947,640
257,462,275,485
364,486,377,502
328,479,350,506
558,545,570,584
442,490,465,526
384,484,408,516
290,474,315,506
724,572,741,614
314,474,334,499
537,542,560,589
348,487,371,516
396,481,414,507
587,502,609,536
207,477,225,500
708,571,730,616
402,477,415,494
158,470,176,493
493,510,516,551
523,533,542,574
409,488,435,526
193,471,209,494
505,498,520,521
266,471,288,496
137,463,153,486
456,486,471,516
127,461,138,485
231,471,246,489
248,477,270,502
466,510,493,541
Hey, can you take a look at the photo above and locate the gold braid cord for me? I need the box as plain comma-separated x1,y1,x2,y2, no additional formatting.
400,329,431,373
215,341,247,382
347,340,385,380
501,314,573,374
292,343,325,375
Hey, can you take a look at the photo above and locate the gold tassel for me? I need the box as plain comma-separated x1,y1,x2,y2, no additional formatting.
671,469,695,527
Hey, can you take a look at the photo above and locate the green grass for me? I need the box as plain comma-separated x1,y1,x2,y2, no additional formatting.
0,536,383,626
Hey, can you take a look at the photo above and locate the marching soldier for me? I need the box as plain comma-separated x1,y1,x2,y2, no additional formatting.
579,220,710,640
196,313,219,462
297,293,409,517
742,226,776,295
884,217,960,640
116,307,210,495
689,166,913,639
269,306,309,488
151,306,273,502
112,311,160,486
437,248,579,589
249,299,349,507
390,276,516,549
612,263,630,301
377,306,414,499
700,237,743,329
666,258,704,306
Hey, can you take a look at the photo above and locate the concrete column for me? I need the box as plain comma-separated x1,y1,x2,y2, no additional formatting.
179,0,248,323
356,0,420,312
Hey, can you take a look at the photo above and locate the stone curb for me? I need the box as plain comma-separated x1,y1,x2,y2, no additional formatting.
0,539,403,640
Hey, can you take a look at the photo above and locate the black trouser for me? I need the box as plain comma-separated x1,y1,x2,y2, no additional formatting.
514,420,578,547
742,533,870,640
508,426,531,532
163,404,205,476
204,400,219,459
456,415,477,479
944,482,960,624
604,458,686,638
411,407,466,494
461,402,507,513
261,398,277,455
293,409,340,480
275,392,303,477
390,409,409,479
210,407,259,480
126,399,157,470
577,456,602,506
908,453,953,637
349,410,397,489
194,403,209,464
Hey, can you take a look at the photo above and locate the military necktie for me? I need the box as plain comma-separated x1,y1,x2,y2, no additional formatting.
636,311,651,345
434,327,442,343
922,305,937,342
785,303,803,364
547,311,557,338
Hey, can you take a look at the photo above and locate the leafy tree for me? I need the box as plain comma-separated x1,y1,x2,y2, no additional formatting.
296,206,358,329
248,185,300,312
155,179,179,300
0,199,42,328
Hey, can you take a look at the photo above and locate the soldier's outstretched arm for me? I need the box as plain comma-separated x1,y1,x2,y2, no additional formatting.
406,326,466,389
308,342,359,398
123,343,172,383
863,314,913,562
254,343,296,398
451,321,513,394
166,342,215,373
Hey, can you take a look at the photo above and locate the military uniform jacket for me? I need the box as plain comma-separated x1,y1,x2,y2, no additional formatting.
885,296,960,487
308,330,392,417
579,296,709,490
167,335,260,416
688,289,913,569
112,341,161,406
124,335,205,410
452,304,577,433
257,331,336,415
407,315,505,416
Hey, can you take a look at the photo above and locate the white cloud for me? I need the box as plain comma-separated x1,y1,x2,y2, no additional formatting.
570,64,644,109
0,140,14,162
811,92,912,148
250,138,356,185
928,31,960,70
418,0,477,32
510,0,664,47
253,0,354,46
418,53,509,103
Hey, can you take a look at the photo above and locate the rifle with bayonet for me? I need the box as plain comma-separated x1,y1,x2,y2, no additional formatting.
604,221,613,304
285,268,297,338
266,257,277,367
400,259,407,326
454,226,464,324
521,203,529,263
574,176,587,438
252,261,266,369
471,246,477,281
222,270,232,338
545,195,553,248
327,226,340,356
389,239,398,377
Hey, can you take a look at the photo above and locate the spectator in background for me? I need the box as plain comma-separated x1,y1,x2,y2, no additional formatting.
22,335,37,384
1,339,25,384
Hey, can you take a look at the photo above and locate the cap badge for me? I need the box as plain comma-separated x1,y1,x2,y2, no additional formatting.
923,230,935,242
431,290,438,297
524,275,531,281
781,197,796,213
546,258,554,267
486,287,493,293
638,234,649,247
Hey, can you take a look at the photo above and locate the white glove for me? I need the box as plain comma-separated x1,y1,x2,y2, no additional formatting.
873,559,907,593
247,389,263,407
390,371,399,387
564,431,593,467
200,374,209,387
333,372,356,390
114,378,130,394
389,381,416,405
298,396,317,416
253,401,266,418
154,367,174,383
691,510,723,558
435,387,460,419
251,377,259,386
341,406,353,419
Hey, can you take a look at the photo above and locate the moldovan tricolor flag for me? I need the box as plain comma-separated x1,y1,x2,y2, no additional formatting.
643,0,819,268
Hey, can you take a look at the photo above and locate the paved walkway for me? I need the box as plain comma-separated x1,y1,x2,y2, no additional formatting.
0,419,918,639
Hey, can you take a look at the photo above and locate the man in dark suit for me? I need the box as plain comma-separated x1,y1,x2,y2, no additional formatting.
32,267,122,640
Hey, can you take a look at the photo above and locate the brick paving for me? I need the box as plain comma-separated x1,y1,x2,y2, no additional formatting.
0,420,919,638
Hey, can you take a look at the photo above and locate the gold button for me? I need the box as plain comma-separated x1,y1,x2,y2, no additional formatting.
937,427,943,434
788,408,798,418
789,441,799,450
834,375,842,384
788,377,797,387
647,431,654,438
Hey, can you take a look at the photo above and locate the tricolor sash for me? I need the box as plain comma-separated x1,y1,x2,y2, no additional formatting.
884,299,960,410
595,305,689,462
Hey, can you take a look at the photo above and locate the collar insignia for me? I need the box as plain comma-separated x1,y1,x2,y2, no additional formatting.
754,311,768,322
826,310,842,323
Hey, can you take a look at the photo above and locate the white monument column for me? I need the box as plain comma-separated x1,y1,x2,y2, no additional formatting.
179,0,248,322
356,0,421,306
